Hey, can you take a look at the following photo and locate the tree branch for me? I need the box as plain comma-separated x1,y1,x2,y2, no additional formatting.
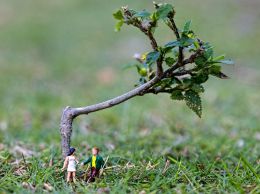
122,8,163,77
163,48,204,78
144,87,176,95
168,17,184,65
60,76,160,157
73,76,160,117
60,4,223,157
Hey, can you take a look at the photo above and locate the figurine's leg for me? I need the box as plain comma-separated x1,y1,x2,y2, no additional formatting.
72,171,76,183
92,168,99,177
87,168,94,183
67,172,71,183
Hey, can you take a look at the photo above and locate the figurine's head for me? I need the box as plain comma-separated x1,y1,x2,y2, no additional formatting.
92,147,99,156
67,147,76,156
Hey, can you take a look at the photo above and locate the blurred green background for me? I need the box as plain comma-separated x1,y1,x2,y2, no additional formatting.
0,0,259,192
0,0,259,144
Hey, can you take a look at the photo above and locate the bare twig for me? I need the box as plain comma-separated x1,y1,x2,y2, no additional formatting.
168,17,184,65
60,76,160,157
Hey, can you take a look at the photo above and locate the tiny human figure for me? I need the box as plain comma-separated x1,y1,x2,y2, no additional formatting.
61,147,79,183
81,147,105,182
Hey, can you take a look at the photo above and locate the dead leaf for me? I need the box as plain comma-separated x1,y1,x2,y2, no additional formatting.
0,143,5,150
43,183,53,192
49,157,53,167
22,182,34,190
97,187,110,194
14,166,27,176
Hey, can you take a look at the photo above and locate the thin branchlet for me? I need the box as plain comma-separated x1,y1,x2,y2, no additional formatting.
122,7,164,77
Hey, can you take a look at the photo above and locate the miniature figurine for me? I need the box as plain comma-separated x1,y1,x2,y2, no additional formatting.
61,147,79,183
81,147,104,182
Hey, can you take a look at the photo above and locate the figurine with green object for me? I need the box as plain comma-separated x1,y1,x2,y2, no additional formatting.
81,147,105,182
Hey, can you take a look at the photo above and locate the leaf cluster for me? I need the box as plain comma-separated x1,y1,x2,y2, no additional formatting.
113,3,233,117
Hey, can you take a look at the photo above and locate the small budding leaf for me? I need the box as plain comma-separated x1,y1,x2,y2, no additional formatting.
180,37,194,47
113,10,124,31
155,4,174,20
184,90,202,118
113,10,124,20
183,20,192,32
212,55,225,62
115,20,124,32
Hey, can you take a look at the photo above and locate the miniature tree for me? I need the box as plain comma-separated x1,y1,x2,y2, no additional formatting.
60,3,233,157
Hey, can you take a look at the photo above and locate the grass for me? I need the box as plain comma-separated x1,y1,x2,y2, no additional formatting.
0,123,259,193
0,0,259,193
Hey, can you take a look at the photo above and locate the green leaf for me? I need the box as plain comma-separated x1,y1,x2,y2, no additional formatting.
192,73,209,84
194,56,207,66
155,4,173,20
184,90,202,117
191,84,205,93
219,59,234,65
165,40,180,48
171,90,184,100
134,10,151,18
209,65,229,79
159,78,172,88
150,12,157,21
146,51,160,64
165,57,176,66
209,65,221,74
202,42,214,60
183,78,192,87
208,59,234,65
113,10,124,20
180,38,194,47
204,47,214,60
193,40,200,49
172,77,182,85
183,20,192,32
212,55,225,61
115,20,124,32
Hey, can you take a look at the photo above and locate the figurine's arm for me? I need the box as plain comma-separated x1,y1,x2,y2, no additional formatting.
61,156,69,171
81,157,91,165
75,157,79,164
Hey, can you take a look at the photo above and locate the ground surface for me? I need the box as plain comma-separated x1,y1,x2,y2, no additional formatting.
0,0,259,193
